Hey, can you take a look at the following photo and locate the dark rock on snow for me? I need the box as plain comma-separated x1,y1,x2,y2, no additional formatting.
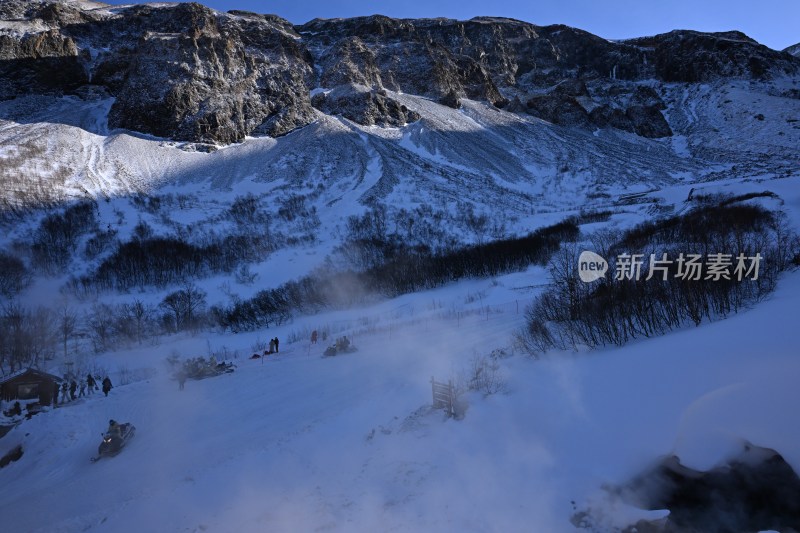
438,89,462,109
625,105,673,138
619,444,800,533
525,93,591,127
311,84,420,127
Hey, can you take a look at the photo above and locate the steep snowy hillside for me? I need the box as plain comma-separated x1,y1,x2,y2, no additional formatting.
1,75,798,310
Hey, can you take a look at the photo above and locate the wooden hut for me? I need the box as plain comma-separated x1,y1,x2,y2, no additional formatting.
0,369,62,408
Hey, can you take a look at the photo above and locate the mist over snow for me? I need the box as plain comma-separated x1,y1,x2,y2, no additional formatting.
1,257,799,531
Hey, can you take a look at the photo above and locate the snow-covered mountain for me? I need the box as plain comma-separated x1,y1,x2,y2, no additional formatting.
0,5,797,317
0,1,798,220
1,2,800,532
0,2,796,209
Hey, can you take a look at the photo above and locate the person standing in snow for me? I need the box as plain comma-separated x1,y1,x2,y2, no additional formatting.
87,374,96,394
69,380,77,400
61,381,69,403
274,337,279,353
102,376,113,397
178,371,186,391
79,381,86,397
268,339,275,354
311,330,318,344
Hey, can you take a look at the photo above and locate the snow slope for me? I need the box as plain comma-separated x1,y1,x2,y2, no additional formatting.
2,75,799,315
1,258,798,532
2,75,798,216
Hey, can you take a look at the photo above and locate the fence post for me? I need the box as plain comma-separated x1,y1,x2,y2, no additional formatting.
448,379,454,417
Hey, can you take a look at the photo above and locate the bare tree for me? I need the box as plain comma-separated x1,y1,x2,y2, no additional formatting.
0,251,30,299
131,299,153,344
58,305,78,358
0,305,56,373
161,282,207,332
87,303,116,353
117,299,154,345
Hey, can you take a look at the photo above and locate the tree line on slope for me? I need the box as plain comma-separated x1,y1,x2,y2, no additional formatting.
0,283,210,374
212,220,580,331
518,195,800,356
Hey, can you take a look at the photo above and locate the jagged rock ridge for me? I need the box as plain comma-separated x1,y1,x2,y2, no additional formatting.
0,1,798,143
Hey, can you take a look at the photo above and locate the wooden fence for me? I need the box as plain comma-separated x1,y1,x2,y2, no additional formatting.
431,376,455,417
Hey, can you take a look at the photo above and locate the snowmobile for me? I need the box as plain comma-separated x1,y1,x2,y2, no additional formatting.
91,422,135,462
215,361,236,374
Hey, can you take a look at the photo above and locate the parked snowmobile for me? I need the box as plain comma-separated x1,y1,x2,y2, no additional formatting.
91,420,135,462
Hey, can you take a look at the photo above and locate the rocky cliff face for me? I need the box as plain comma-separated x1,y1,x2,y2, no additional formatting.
100,6,316,142
628,30,794,82
0,1,316,143
0,1,797,143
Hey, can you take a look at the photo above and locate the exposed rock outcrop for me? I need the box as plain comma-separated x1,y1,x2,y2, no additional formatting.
522,80,672,136
438,89,462,109
629,30,798,82
589,104,634,131
0,1,797,143
617,444,800,533
1,2,317,143
0,30,87,100
100,4,316,143
311,84,420,126
525,92,591,127
625,105,672,138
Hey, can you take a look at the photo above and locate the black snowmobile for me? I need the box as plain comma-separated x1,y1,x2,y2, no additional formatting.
91,421,135,462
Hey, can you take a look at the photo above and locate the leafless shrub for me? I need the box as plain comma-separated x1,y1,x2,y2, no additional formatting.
250,338,269,353
464,354,506,396
235,264,258,285
117,365,132,386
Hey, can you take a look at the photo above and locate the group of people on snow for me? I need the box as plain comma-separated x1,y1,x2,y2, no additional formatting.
250,337,281,358
267,337,280,354
53,374,113,407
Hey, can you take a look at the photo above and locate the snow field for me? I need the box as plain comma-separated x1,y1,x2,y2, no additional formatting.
1,262,799,531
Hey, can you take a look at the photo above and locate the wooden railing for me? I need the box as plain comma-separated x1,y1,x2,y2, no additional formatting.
431,376,455,417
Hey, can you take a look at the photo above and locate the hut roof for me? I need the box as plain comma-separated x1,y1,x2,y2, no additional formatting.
0,368,63,386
